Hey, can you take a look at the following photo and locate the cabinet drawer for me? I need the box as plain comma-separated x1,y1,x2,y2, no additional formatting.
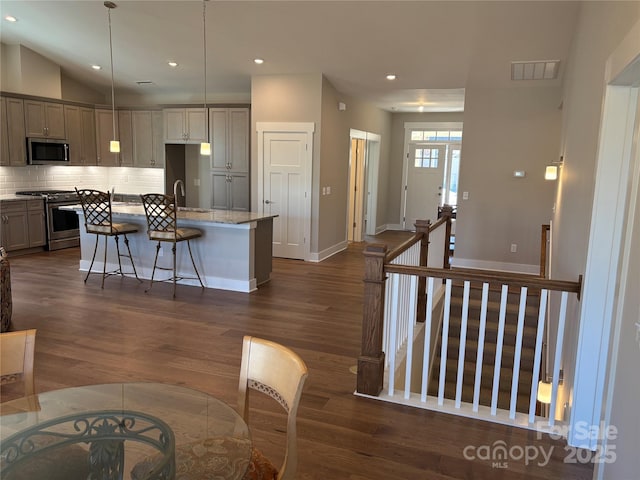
1,200,27,213
27,199,44,211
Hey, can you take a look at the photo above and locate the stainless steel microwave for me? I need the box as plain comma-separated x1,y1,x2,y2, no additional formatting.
27,138,70,165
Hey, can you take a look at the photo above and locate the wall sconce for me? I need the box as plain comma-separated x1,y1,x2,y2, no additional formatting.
537,380,552,404
545,156,564,181
545,165,558,181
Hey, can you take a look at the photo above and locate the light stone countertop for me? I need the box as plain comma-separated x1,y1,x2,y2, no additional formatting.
0,194,37,201
63,203,277,225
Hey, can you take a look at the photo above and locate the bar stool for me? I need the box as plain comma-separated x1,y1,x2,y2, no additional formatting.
140,193,204,298
75,188,140,288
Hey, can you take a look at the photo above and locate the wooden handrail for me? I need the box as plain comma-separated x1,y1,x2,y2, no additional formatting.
385,264,582,297
385,232,422,263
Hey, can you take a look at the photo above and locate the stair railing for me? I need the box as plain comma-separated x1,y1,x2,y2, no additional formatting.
358,211,453,396
357,218,582,430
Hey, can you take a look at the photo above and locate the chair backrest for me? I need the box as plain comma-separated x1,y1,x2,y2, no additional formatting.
238,336,308,480
0,329,36,397
140,194,178,237
75,188,113,233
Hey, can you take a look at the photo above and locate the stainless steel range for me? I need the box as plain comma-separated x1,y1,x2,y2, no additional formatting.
15,190,80,250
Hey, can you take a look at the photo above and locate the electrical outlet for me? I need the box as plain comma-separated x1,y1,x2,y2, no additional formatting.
194,178,201,187
462,191,469,200
510,244,517,253
322,187,326,195
327,186,331,194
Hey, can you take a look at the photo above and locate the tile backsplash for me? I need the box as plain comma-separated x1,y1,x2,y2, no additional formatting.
0,165,164,196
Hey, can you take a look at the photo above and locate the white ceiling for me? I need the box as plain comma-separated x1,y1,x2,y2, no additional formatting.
0,1,580,111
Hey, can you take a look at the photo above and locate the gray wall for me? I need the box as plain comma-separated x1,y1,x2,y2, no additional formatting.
552,2,640,476
251,73,392,256
455,86,561,269
250,73,323,252
319,79,393,251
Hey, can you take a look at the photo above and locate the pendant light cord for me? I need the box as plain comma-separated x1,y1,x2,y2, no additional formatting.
107,3,117,142
203,1,209,143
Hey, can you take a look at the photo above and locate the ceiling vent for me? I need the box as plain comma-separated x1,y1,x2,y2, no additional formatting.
136,81,154,86
511,60,560,81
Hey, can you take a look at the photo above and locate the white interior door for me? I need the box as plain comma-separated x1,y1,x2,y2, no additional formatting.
403,143,446,230
262,131,309,259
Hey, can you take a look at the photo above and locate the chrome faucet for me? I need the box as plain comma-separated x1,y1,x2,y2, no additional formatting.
173,179,185,199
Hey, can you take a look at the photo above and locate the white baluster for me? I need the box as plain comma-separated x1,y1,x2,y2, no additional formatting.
472,283,489,412
548,292,568,427
491,285,509,415
529,289,549,423
509,287,528,419
455,281,470,408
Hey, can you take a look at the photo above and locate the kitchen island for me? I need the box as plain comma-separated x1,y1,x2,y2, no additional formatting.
65,203,276,293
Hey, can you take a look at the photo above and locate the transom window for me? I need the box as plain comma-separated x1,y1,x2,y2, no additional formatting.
415,148,439,168
410,130,462,142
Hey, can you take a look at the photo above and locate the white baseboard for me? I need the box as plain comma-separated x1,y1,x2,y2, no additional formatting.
79,260,257,292
309,240,348,263
385,224,405,231
451,257,539,275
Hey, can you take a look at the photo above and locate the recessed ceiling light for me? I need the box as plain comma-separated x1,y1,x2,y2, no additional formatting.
4,15,17,22
254,58,264,65
386,74,397,80
91,64,102,70
168,61,178,67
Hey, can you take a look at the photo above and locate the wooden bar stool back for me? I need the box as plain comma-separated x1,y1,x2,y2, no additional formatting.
75,188,140,288
140,193,204,298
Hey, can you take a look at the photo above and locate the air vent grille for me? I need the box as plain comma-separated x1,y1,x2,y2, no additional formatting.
136,81,154,86
511,60,560,81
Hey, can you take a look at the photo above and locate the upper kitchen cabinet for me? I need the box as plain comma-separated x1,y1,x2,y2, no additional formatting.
95,108,119,166
210,108,249,172
64,105,97,166
132,110,164,168
163,108,207,144
24,100,66,139
0,97,27,166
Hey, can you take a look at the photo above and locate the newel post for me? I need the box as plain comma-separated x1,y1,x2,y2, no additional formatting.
441,205,453,269
357,244,387,396
415,219,430,324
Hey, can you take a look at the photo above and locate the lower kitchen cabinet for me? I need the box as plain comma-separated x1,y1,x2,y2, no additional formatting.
0,200,45,252
211,172,249,211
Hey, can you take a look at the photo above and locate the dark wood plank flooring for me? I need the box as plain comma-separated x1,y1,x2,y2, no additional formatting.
2,234,593,479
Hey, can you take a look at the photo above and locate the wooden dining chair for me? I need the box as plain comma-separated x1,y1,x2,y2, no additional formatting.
0,329,36,398
0,329,92,480
130,337,308,480
238,336,308,480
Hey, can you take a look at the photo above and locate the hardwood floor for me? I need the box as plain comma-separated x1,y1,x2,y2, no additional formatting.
2,235,593,480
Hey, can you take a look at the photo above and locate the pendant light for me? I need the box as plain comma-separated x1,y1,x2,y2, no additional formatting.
105,1,119,153
200,0,211,156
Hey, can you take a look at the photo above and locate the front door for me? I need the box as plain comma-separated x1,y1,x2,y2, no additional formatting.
261,129,311,260
403,143,446,230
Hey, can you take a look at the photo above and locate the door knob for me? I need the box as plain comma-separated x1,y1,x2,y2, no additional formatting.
264,200,272,204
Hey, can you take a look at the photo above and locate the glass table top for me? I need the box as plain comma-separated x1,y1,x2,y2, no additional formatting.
0,383,251,480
